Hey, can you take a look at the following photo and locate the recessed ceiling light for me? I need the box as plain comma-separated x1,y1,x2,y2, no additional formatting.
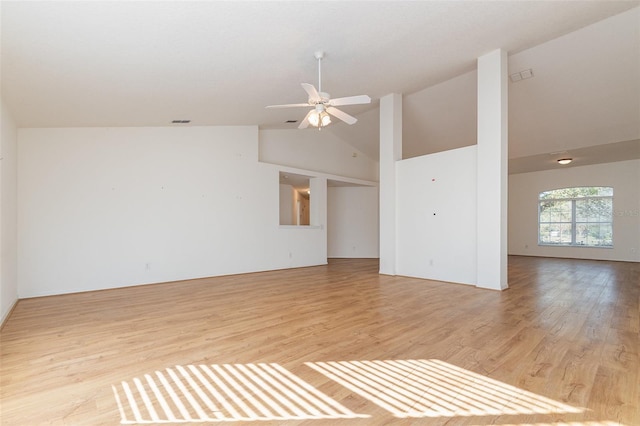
557,158,572,165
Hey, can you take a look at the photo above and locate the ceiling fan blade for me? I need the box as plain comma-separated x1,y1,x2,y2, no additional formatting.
265,103,310,109
326,106,357,125
301,83,321,103
328,94,371,106
298,109,314,129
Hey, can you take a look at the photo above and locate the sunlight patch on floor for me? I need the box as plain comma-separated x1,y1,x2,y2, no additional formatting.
305,359,584,419
112,363,367,424
481,423,622,426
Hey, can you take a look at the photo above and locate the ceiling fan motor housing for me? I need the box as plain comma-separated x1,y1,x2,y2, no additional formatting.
317,92,330,104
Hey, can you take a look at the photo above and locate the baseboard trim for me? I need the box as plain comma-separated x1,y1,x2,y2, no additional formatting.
0,299,19,331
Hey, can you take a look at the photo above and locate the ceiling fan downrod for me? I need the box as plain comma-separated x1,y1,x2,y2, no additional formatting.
315,51,324,95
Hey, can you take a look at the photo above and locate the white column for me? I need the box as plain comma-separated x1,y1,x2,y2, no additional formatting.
476,49,508,290
379,93,402,275
310,176,327,261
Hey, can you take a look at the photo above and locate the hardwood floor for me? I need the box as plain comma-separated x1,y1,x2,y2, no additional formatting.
1,256,638,425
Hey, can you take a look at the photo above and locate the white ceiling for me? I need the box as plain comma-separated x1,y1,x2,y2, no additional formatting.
2,1,639,172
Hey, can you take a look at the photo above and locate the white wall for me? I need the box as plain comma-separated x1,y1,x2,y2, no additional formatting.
509,159,640,262
1,98,19,323
18,126,328,297
259,128,378,182
403,70,477,159
508,7,640,158
397,146,478,285
327,186,379,258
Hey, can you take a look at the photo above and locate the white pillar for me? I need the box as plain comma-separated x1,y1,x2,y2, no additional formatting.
310,176,327,261
476,49,508,290
379,93,402,275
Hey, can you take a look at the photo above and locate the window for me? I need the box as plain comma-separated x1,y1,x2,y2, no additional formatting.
538,187,613,247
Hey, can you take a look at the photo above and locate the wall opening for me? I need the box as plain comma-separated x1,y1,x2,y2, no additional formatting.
279,172,311,226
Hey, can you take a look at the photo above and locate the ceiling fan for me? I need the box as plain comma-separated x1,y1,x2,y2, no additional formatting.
266,51,371,129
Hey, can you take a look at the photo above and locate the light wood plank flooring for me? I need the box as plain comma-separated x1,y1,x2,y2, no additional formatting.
1,256,638,425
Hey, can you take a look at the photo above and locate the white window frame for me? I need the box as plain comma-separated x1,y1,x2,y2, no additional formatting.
538,187,613,248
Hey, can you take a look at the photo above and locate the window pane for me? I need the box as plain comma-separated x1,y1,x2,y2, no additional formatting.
576,223,613,246
576,198,612,222
559,223,573,244
539,202,553,222
596,187,613,197
539,200,572,223
539,223,572,244
540,186,613,200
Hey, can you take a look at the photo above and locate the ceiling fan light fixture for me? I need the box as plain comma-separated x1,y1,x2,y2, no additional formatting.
321,111,331,126
308,108,331,128
308,111,320,127
557,158,572,165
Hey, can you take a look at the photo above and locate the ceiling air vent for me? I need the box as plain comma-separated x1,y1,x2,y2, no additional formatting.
509,69,534,82
171,120,191,124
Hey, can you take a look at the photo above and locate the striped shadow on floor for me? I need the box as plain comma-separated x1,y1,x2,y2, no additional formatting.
305,359,584,419
112,362,367,424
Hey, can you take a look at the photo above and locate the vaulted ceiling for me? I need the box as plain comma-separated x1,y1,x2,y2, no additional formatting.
2,1,639,171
